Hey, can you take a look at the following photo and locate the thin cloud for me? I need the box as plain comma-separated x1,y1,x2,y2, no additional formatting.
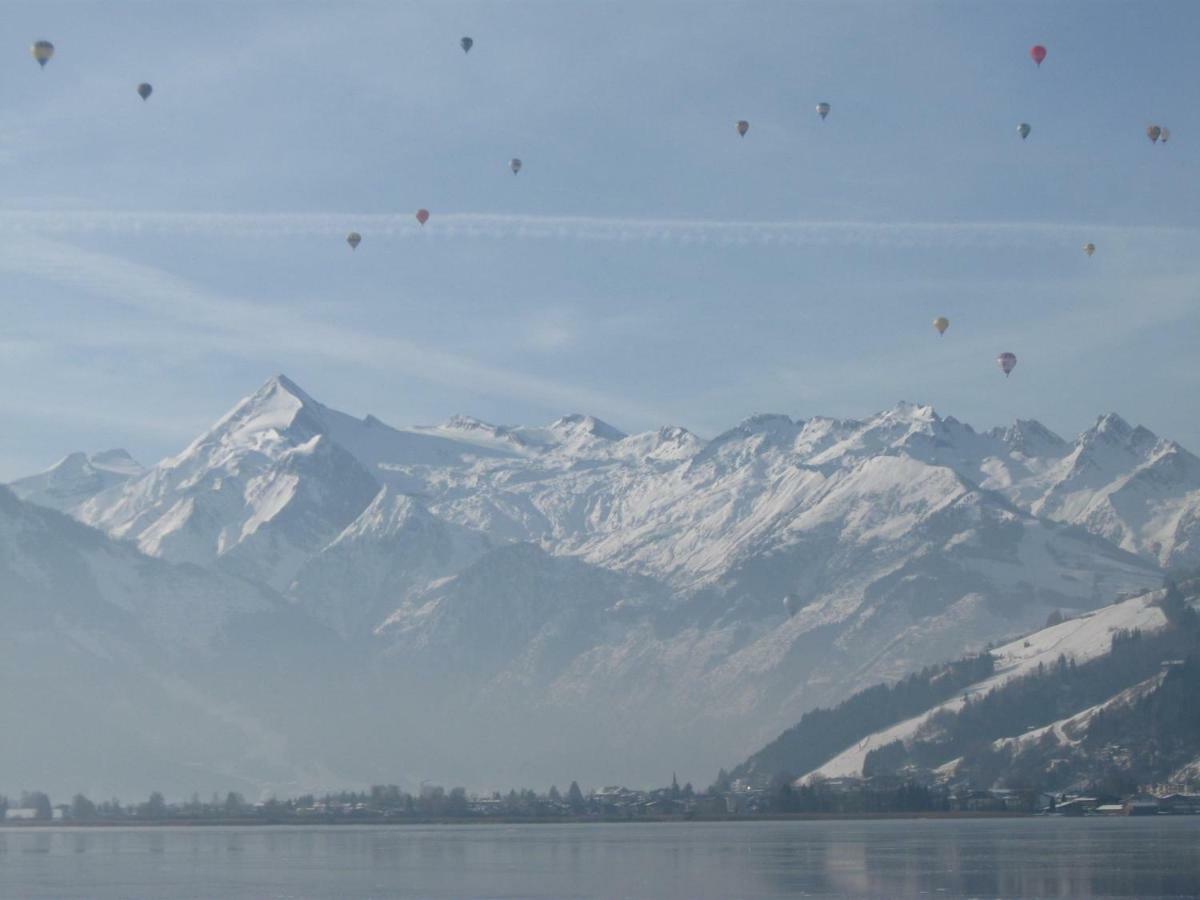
0,236,676,429
0,209,1196,250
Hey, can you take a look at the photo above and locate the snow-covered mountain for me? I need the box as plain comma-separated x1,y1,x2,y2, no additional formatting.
5,375,1195,793
9,448,143,512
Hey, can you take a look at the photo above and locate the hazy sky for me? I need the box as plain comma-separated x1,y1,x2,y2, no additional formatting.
1,0,1199,479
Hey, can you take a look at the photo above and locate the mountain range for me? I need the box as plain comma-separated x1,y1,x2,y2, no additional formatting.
4,373,1197,798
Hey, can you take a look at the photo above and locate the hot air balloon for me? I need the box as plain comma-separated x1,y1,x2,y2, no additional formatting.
1017,123,1031,140
509,157,522,175
1083,242,1095,257
1147,125,1162,143
415,208,430,226
1160,126,1171,144
783,594,799,618
933,316,949,336
997,352,1018,377
1030,45,1046,66
137,83,153,101
736,120,749,137
346,232,361,250
31,40,54,68
460,36,473,53
816,102,831,120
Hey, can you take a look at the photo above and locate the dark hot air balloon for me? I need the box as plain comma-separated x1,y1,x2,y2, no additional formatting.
816,102,831,120
509,157,522,175
997,352,1018,377
346,232,361,250
1017,122,1031,140
460,36,473,53
31,40,54,68
415,208,430,226
1083,243,1095,257
137,83,153,101
736,120,749,137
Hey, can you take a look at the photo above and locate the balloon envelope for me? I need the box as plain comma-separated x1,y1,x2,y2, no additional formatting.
1160,127,1170,144
1147,125,1162,143
1083,243,1095,256
736,120,749,137
415,209,430,225
1017,123,1031,140
1030,45,1046,66
137,82,153,100
816,102,830,120
460,36,473,53
997,352,1018,377
509,157,522,175
933,317,949,335
346,232,361,250
31,40,54,67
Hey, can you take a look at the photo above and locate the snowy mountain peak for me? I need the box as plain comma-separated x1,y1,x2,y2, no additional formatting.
549,414,626,442
991,419,1069,458
90,448,143,475
8,448,146,513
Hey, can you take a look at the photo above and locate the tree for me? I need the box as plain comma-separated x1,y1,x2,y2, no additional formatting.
567,781,585,812
224,792,245,816
143,792,167,819
21,792,52,820
71,794,97,820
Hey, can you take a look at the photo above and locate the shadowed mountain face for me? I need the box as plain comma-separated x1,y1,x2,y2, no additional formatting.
3,376,1184,797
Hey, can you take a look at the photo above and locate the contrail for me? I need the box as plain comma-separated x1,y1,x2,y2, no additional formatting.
0,209,1194,249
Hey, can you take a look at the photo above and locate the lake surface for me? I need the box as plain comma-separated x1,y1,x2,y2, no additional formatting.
1,818,1199,899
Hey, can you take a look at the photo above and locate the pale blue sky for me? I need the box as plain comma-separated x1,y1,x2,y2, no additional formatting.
1,0,1198,478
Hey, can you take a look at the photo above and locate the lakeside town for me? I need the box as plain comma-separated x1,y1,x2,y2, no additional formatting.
4,775,1200,825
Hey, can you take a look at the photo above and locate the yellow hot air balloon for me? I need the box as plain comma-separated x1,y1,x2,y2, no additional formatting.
31,40,54,68
1083,243,1095,257
933,316,949,336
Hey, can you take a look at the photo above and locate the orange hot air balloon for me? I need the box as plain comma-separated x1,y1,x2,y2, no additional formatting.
415,208,430,226
1030,45,1046,66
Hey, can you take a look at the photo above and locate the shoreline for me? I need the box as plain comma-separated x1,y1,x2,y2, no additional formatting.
0,811,1050,828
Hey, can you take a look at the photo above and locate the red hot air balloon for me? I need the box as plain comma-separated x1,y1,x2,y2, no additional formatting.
997,352,1018,377
415,208,430,226
1030,45,1047,66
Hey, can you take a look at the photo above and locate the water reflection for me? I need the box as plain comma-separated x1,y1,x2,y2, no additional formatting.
0,819,1196,898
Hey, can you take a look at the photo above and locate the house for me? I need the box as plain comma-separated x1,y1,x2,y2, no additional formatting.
1156,794,1200,815
1095,804,1126,815
4,808,38,821
1124,795,1161,816
955,790,1006,812
1052,796,1098,816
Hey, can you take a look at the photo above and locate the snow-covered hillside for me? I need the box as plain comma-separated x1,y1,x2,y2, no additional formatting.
4,374,1192,794
800,590,1170,782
